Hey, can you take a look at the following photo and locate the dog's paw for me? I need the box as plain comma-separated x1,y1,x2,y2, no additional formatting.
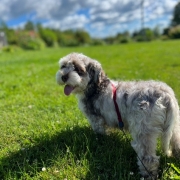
140,170,159,180
93,128,106,135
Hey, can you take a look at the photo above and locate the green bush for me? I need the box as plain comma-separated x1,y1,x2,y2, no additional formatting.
120,37,130,43
1,45,22,53
91,38,105,46
39,29,57,47
133,28,154,42
64,39,79,47
169,26,180,39
75,30,91,45
19,38,45,50
145,29,154,41
161,35,169,41
104,36,116,44
14,30,45,50
115,32,130,44
134,35,144,42
57,32,80,47
6,30,18,45
2,46,14,52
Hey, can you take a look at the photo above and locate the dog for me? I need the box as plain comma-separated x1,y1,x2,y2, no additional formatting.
56,52,180,179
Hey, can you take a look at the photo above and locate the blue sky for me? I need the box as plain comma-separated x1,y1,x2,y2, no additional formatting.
0,0,179,38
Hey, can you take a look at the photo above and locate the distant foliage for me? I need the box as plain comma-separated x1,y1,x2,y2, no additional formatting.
116,31,131,43
104,36,115,44
120,37,131,43
171,2,180,26
39,28,57,47
57,30,79,47
20,38,45,50
6,29,18,45
24,21,35,31
17,31,45,50
153,26,161,39
2,46,14,52
169,26,180,39
133,28,154,42
91,38,105,46
75,30,91,45
2,10,180,52
56,30,91,47
168,1,180,40
103,32,131,44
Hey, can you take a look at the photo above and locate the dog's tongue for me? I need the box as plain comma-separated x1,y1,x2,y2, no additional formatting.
64,85,74,96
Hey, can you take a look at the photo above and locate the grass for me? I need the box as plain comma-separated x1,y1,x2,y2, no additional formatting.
1,40,180,179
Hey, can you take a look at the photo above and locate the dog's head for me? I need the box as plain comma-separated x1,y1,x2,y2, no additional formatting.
56,53,105,96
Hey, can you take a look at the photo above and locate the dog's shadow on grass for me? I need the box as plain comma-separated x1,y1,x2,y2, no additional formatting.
1,126,176,180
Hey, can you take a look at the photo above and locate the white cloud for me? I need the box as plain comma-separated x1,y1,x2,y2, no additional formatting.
0,0,179,37
97,1,112,11
44,14,89,30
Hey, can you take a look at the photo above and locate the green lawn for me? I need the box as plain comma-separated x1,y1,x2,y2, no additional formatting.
1,40,180,179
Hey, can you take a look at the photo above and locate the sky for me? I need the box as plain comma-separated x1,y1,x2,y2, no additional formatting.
0,0,179,38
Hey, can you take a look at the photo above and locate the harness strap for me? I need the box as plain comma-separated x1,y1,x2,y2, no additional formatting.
112,83,124,128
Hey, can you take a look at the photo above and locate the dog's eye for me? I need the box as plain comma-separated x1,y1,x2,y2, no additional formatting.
74,66,84,76
78,71,84,76
61,65,66,69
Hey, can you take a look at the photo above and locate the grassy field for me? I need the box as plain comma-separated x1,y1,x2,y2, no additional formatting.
1,40,180,179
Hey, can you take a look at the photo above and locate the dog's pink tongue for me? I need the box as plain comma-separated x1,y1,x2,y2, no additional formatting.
64,85,74,96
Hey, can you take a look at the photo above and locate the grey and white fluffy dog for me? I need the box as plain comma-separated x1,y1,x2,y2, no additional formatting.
56,52,180,179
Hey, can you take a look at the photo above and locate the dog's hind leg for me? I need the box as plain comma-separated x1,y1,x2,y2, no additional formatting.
167,105,180,157
131,130,160,179
171,121,180,157
161,95,180,157
161,124,173,157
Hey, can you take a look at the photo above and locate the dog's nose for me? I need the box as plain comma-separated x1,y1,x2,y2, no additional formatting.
62,74,68,83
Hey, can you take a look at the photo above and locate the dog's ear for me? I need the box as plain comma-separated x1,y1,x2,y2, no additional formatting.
86,61,105,84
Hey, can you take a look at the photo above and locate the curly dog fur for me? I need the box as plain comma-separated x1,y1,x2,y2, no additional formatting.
56,52,180,179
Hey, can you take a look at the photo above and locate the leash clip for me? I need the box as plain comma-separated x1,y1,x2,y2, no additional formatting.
119,121,124,129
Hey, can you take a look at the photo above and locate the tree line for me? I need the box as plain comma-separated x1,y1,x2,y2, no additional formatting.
0,1,180,50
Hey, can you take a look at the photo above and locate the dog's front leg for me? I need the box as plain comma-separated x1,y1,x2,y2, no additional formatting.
78,100,106,134
87,115,106,134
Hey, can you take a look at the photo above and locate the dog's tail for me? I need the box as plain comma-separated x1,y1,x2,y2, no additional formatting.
171,115,180,157
162,96,180,157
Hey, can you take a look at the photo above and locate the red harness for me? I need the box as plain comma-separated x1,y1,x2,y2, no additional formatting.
111,84,124,128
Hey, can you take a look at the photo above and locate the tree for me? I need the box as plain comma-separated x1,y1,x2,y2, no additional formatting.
0,21,8,31
75,30,91,44
168,26,180,39
59,30,79,47
171,2,180,26
6,29,18,45
153,26,161,38
39,28,57,47
162,28,170,36
132,28,154,42
24,21,34,31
